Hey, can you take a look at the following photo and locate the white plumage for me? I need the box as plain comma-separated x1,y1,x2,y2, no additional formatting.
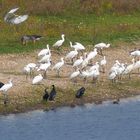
38,44,50,57
8,7,19,14
52,58,64,77
130,50,140,57
37,60,51,71
109,60,121,73
87,48,98,61
89,62,99,72
94,43,110,49
88,67,100,80
32,74,43,84
4,7,28,24
73,56,83,68
70,41,85,51
26,63,36,69
53,34,65,48
100,56,107,66
80,70,89,78
108,70,117,81
52,58,64,70
100,56,107,73
65,49,78,60
133,60,140,70
82,58,89,69
0,79,13,93
123,59,135,74
23,66,30,73
11,15,28,24
39,50,51,63
70,70,80,79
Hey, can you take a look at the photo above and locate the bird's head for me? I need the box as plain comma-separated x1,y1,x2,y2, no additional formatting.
106,44,110,48
46,44,49,49
69,41,73,47
52,85,55,88
9,78,13,84
61,57,64,61
94,48,97,51
62,34,65,37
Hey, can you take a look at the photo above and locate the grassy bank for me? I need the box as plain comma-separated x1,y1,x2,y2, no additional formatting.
0,1,140,115
0,77,140,115
0,1,140,53
0,13,140,54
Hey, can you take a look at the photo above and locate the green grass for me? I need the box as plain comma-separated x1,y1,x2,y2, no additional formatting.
1,12,140,54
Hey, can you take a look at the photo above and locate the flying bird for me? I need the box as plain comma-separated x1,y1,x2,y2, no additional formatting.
4,7,28,25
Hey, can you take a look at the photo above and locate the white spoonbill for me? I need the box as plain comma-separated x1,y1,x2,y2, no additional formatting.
88,67,100,83
87,48,98,61
65,49,78,63
100,56,107,73
53,34,65,49
94,42,110,49
133,59,140,72
0,79,13,97
23,63,37,79
32,74,43,85
70,41,85,51
94,42,110,55
39,50,51,63
79,70,89,83
89,62,99,72
123,58,135,79
109,60,121,73
70,70,80,83
130,50,140,59
108,70,117,83
52,58,65,77
73,56,83,69
37,60,51,78
38,44,50,57
23,66,31,79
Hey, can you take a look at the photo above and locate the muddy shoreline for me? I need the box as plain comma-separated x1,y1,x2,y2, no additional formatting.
0,45,140,115
0,88,139,116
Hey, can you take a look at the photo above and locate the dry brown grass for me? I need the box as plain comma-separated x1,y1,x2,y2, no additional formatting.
1,0,140,16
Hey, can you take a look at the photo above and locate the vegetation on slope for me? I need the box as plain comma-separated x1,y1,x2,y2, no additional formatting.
0,0,140,53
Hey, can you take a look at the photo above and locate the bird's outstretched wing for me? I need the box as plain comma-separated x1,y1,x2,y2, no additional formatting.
8,7,19,14
11,15,28,24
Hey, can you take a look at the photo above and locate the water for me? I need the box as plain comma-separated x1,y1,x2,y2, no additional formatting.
0,97,140,140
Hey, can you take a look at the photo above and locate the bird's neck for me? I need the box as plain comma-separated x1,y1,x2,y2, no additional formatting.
62,36,65,41
70,42,73,47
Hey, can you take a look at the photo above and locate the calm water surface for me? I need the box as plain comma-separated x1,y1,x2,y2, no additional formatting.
0,97,140,140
